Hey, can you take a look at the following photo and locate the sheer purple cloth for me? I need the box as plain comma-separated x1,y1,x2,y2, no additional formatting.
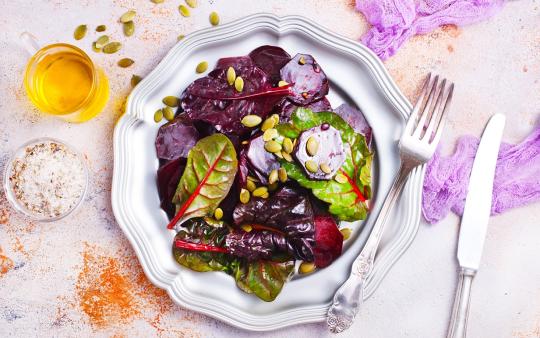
422,126,540,224
356,0,505,60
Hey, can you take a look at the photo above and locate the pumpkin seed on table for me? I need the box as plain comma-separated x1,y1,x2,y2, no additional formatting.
261,117,276,132
320,162,332,174
117,58,134,68
252,186,268,197
234,76,244,92
264,140,282,153
214,207,223,220
178,5,190,17
96,25,106,32
103,42,122,54
268,169,278,185
123,21,135,37
241,115,262,128
131,75,142,87
226,67,236,86
195,61,208,73
163,107,175,121
335,173,348,184
239,188,250,204
263,128,278,141
185,0,197,8
282,138,293,153
120,10,136,23
299,262,315,274
278,168,287,182
177,34,185,41
209,11,220,26
305,160,319,173
162,96,180,107
74,25,87,40
340,228,352,240
306,136,319,156
154,109,163,122
95,35,110,48
246,180,256,192
92,42,101,53
151,0,165,3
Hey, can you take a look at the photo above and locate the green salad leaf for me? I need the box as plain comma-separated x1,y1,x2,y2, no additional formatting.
168,134,238,229
233,259,295,302
280,108,373,221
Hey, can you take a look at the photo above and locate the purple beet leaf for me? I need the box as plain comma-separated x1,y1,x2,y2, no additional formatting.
249,45,291,84
155,117,200,161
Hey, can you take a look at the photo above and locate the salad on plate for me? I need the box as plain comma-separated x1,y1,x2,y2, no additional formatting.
154,45,374,301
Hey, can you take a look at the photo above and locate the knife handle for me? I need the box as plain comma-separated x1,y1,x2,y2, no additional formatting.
447,267,476,338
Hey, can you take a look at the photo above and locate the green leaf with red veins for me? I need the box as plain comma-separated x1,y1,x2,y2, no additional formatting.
168,134,238,229
280,108,373,222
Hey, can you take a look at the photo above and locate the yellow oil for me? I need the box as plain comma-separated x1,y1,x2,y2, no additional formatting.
25,44,109,122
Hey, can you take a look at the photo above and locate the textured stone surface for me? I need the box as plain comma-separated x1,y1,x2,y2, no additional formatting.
0,1,539,337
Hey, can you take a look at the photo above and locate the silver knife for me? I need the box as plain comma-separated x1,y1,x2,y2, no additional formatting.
447,113,506,338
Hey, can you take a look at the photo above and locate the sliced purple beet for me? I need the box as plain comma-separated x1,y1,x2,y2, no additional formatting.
334,103,372,147
157,158,186,219
280,53,329,105
246,134,280,184
294,125,346,180
155,118,200,161
275,96,332,121
313,215,343,268
248,45,291,84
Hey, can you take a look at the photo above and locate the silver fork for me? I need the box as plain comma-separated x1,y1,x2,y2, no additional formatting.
327,73,455,333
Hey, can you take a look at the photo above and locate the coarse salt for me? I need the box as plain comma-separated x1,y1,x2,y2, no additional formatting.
8,141,86,219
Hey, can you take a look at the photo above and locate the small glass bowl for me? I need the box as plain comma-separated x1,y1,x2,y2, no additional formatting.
3,137,89,222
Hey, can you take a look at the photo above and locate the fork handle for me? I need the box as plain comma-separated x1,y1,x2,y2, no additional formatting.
326,162,415,333
447,268,476,338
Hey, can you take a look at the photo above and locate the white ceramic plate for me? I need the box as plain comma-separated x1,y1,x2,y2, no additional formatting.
112,13,423,331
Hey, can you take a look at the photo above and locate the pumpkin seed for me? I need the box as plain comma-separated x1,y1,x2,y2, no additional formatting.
263,128,278,141
282,138,293,153
246,180,256,192
123,21,135,37
103,42,122,54
162,96,180,107
117,58,134,68
151,0,165,3
240,189,250,204
264,140,282,153
305,160,319,173
261,117,276,132
95,35,110,48
252,186,268,197
247,176,258,182
306,136,319,156
241,115,262,128
278,80,289,87
234,76,244,92
226,66,236,86
241,224,253,232
163,106,175,121
178,5,190,17
274,151,283,159
177,34,185,41
278,168,287,182
209,11,220,26
92,42,101,53
154,109,163,123
335,173,348,184
131,75,142,87
298,56,306,65
74,25,87,40
120,10,136,23
340,228,352,241
96,25,106,32
271,114,280,125
320,163,331,174
268,169,278,185
281,151,293,162
195,61,208,73
214,207,223,220
299,262,315,274
267,182,278,192
261,192,270,199
241,140,249,145
185,0,197,7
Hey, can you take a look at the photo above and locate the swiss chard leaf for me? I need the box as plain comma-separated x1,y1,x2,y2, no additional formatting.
248,45,291,84
167,134,238,229
155,117,200,161
233,259,294,302
280,108,373,222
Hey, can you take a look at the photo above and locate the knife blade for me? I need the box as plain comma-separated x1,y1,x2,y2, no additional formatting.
457,113,506,271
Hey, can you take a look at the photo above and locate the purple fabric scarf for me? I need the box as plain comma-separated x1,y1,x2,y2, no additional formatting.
422,125,540,224
356,0,505,60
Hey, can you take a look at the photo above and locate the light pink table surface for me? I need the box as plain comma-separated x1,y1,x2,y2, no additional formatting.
1,1,539,337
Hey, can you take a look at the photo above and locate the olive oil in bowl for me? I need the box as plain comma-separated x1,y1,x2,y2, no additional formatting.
24,43,109,122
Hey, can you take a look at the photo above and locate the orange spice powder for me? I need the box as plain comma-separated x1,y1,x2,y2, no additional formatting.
0,246,14,276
